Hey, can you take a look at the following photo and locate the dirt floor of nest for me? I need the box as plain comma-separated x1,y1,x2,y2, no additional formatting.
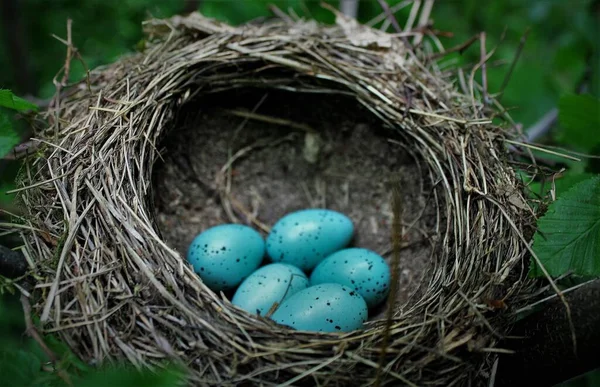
152,89,438,319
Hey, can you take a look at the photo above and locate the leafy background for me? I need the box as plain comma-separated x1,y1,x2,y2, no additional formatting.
0,0,598,385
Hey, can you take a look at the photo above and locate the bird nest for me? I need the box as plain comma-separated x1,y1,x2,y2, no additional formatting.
10,10,537,386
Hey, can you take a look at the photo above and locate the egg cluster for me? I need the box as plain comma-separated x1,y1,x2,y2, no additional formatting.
186,209,391,333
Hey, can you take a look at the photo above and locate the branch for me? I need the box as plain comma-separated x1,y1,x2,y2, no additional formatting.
525,107,559,143
495,280,600,386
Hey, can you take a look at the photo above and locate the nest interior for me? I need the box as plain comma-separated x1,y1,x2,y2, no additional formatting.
10,11,537,387
153,89,437,314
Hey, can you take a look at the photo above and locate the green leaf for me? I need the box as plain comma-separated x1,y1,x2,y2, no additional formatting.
530,175,600,277
557,94,600,152
0,114,21,158
0,90,38,112
0,349,43,387
76,364,185,387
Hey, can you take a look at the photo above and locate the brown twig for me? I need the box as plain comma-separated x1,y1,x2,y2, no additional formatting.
377,0,413,50
498,27,530,101
427,34,479,60
58,19,73,89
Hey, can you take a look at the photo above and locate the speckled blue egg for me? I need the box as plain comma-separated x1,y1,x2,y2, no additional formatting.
310,248,391,308
266,209,354,271
232,263,309,316
187,224,265,292
270,283,368,333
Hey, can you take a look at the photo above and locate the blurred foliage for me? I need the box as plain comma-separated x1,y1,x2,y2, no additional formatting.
557,369,600,387
431,0,599,128
0,1,599,386
557,94,600,152
0,89,37,158
0,0,186,98
0,113,20,158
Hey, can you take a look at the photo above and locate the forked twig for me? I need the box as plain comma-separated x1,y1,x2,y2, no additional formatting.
377,0,403,33
377,0,414,50
366,0,412,27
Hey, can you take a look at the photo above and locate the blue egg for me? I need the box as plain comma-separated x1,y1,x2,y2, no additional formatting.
271,283,368,333
310,248,391,308
187,224,265,292
266,209,354,271
232,263,309,316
